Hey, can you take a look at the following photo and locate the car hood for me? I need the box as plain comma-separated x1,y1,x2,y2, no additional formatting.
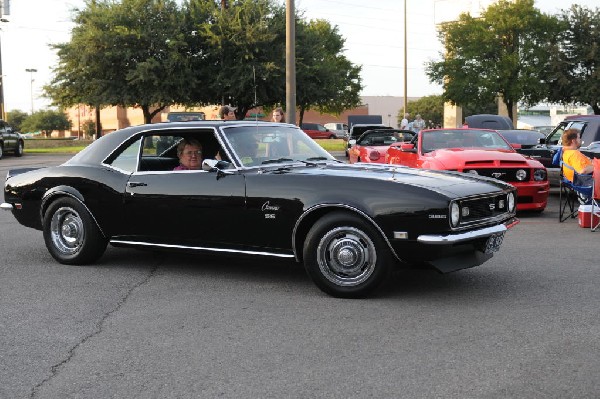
424,148,532,169
259,162,513,198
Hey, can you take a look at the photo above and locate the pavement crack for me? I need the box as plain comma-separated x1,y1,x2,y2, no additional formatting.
29,264,160,399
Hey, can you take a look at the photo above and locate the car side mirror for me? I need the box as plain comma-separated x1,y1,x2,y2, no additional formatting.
202,159,232,171
400,143,416,152
538,138,546,145
348,139,357,146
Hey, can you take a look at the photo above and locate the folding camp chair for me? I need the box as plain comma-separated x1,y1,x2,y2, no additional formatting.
590,158,600,232
552,147,593,222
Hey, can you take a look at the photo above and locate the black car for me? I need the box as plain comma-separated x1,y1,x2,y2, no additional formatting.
1,121,518,298
0,120,25,159
346,124,392,156
497,129,546,149
518,115,600,186
465,114,514,130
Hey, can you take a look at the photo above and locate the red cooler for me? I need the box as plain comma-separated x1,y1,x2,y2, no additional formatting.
578,205,600,228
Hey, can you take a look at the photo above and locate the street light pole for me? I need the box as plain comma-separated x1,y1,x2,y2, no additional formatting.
25,68,37,115
0,17,8,121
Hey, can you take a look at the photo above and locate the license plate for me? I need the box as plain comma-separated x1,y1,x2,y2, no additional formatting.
483,232,505,254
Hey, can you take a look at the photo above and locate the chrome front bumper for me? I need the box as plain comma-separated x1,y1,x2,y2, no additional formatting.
417,217,519,245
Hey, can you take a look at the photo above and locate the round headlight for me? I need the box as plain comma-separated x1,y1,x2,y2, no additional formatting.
507,192,516,212
450,202,460,227
533,169,547,181
516,169,527,181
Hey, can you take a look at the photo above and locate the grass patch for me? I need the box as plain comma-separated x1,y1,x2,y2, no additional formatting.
314,139,346,152
23,139,346,154
25,147,86,154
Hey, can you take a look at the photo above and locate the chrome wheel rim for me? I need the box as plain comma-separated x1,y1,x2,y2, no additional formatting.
316,227,376,287
50,207,85,255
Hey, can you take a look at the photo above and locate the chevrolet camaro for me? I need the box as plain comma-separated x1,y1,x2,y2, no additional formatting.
2,122,519,297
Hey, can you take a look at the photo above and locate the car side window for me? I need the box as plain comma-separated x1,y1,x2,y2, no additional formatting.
109,137,142,173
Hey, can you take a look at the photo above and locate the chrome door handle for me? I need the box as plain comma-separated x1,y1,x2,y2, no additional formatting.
127,182,148,188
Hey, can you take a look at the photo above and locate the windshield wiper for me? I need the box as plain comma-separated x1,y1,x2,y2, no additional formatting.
261,158,295,165
305,157,329,161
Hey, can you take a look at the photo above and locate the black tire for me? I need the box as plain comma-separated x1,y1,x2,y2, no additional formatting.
329,135,336,139
0,143,4,159
15,141,24,157
303,211,392,298
43,197,108,265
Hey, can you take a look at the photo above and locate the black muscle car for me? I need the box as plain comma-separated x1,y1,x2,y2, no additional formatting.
1,121,519,297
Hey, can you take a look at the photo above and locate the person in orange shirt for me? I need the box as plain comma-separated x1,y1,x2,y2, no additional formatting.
561,128,593,183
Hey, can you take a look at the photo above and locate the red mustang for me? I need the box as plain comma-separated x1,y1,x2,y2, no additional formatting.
386,128,549,212
348,129,415,164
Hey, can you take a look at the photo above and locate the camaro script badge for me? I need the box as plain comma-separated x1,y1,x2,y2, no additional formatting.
261,201,280,212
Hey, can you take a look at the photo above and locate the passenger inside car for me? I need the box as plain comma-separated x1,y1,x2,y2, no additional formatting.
174,138,203,170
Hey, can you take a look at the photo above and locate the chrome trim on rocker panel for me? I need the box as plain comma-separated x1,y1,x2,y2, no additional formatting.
417,223,507,245
110,240,295,258
292,204,402,263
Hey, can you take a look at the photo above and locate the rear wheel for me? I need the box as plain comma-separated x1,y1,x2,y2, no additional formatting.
43,197,108,265
329,135,336,139
303,211,392,298
0,143,4,159
15,141,24,157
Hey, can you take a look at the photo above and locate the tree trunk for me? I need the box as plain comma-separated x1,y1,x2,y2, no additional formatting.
142,105,167,124
95,106,102,140
298,106,305,126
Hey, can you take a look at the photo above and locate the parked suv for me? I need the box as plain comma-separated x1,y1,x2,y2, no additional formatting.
300,123,337,139
0,120,24,159
517,115,600,186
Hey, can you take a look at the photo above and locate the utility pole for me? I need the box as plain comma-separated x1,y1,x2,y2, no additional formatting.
286,0,296,125
25,68,37,115
0,0,9,121
403,0,407,117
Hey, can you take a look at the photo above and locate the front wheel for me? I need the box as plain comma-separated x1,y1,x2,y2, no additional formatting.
0,143,4,159
43,197,108,265
303,212,392,298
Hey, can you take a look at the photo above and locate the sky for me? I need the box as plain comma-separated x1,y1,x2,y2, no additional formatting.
1,0,599,114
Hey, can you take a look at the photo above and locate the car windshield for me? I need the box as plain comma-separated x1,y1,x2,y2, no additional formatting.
421,129,512,153
357,132,400,146
499,130,545,145
222,125,336,167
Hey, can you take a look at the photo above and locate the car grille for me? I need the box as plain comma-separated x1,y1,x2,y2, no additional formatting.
463,168,529,182
457,192,513,228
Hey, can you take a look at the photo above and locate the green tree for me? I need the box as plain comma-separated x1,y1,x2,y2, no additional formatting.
21,110,72,137
426,0,560,122
544,5,600,114
295,19,362,125
196,0,286,120
46,0,203,126
6,110,29,132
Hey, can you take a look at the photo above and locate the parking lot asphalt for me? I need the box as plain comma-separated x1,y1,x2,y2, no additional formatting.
1,152,599,398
